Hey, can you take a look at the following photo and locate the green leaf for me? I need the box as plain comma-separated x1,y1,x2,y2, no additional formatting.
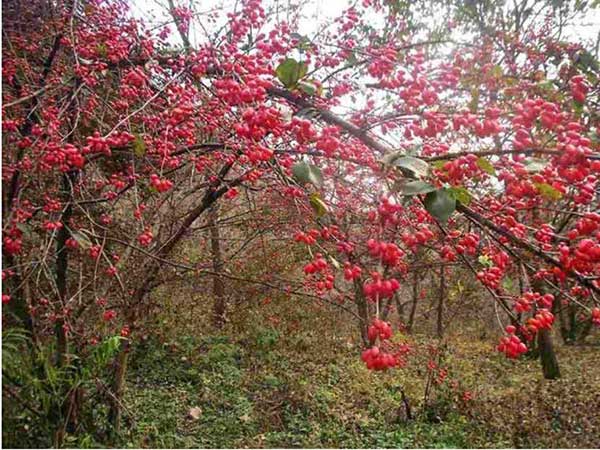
424,189,456,222
478,255,493,268
275,58,308,89
309,192,328,217
476,157,496,175
525,158,549,173
383,154,429,178
292,161,323,187
469,88,480,113
534,182,563,201
448,186,472,205
133,134,146,157
298,81,317,96
395,180,436,196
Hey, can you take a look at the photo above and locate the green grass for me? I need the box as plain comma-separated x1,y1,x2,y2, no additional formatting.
120,331,503,448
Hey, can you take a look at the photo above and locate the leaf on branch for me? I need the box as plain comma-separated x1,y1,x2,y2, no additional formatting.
276,58,308,89
469,87,480,113
424,188,456,222
133,134,146,157
478,255,493,268
395,180,436,196
476,157,496,175
383,154,429,179
292,161,323,187
309,192,328,218
534,182,563,201
448,186,472,205
525,158,549,172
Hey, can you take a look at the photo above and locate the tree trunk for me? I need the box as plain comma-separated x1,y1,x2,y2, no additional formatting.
436,266,445,338
55,171,76,367
109,339,130,438
209,205,226,329
538,329,560,379
407,271,419,333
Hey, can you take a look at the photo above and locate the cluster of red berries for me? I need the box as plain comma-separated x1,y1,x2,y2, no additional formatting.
89,245,101,260
514,291,554,313
361,318,406,371
303,254,328,274
43,221,63,231
343,262,362,281
361,346,399,371
367,319,392,341
525,309,554,333
476,266,504,289
294,229,319,245
103,309,117,321
138,229,153,247
570,75,589,103
366,239,404,266
497,325,528,358
150,174,173,193
303,254,334,291
363,272,400,300
456,232,480,255
373,196,403,225
592,308,600,326
401,226,435,248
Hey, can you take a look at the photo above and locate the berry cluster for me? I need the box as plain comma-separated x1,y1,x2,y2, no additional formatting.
361,346,399,371
367,319,392,341
514,291,554,313
294,229,319,245
525,309,554,333
150,174,173,193
570,75,589,103
366,239,404,266
497,325,528,358
592,308,600,326
343,262,362,281
138,229,153,247
363,272,400,300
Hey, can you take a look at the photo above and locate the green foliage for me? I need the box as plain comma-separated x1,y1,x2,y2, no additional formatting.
291,160,324,187
275,58,308,89
2,329,125,448
309,192,328,217
395,180,437,196
424,188,456,222
476,157,496,176
384,154,430,178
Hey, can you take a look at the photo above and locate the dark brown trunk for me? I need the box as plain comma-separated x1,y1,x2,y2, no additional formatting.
109,339,130,438
538,329,560,379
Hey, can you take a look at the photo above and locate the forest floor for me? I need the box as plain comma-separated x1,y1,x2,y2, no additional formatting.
117,320,600,448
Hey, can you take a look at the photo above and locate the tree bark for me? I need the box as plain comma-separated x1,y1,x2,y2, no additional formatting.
108,339,130,438
538,329,560,379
